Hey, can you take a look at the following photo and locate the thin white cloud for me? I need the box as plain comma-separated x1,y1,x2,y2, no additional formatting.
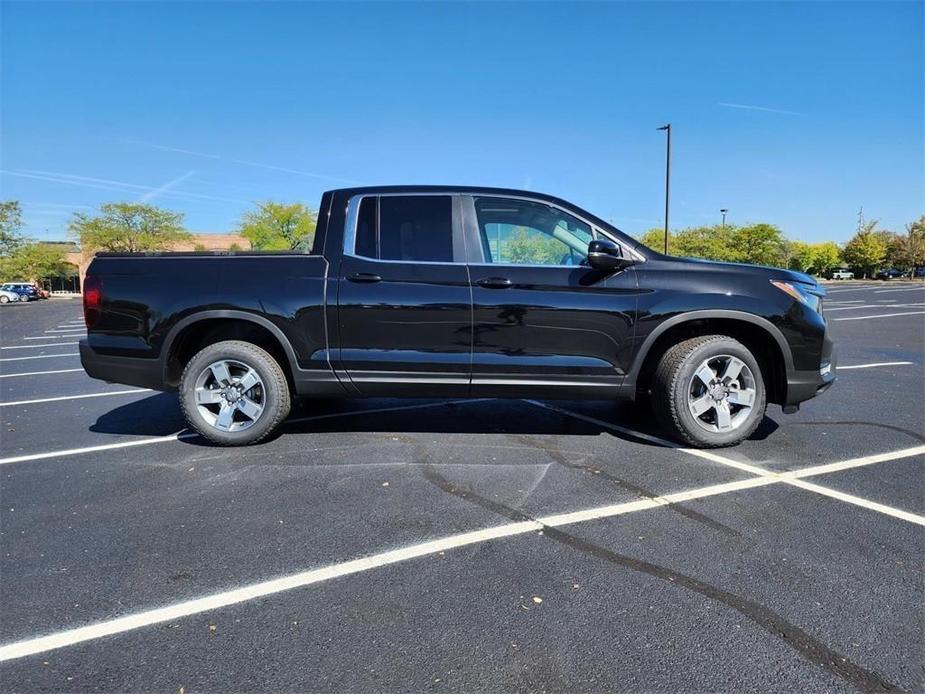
718,102,803,116
2,169,248,205
139,170,196,202
126,139,356,184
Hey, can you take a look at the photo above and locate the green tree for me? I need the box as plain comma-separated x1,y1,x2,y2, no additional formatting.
70,202,190,252
842,221,886,278
505,227,564,264
788,241,841,276
639,227,672,254
812,241,842,275
901,215,925,275
236,201,316,251
788,241,816,273
874,230,907,270
639,225,739,262
0,243,72,282
730,223,788,267
0,201,26,256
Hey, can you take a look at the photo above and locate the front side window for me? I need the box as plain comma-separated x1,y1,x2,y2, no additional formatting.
352,195,454,263
474,197,594,266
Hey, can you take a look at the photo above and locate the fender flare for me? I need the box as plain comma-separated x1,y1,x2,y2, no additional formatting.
626,309,795,382
161,310,301,378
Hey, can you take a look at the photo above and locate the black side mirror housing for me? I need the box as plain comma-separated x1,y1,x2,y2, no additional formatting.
587,238,634,272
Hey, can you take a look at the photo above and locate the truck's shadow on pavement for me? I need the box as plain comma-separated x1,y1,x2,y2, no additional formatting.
90,392,779,447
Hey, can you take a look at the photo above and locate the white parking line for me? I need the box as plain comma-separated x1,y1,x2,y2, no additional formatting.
839,361,915,370
0,442,918,662
24,335,83,340
0,368,85,379
0,389,150,408
527,401,925,526
833,311,925,321
825,287,880,294
45,328,87,333
0,433,197,466
824,303,925,312
872,287,925,293
0,353,78,362
783,478,925,525
1,343,79,350
0,398,492,465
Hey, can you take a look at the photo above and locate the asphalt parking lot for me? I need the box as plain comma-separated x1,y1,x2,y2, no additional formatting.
0,285,922,692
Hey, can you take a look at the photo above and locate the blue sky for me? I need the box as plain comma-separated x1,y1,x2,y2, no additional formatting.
2,1,922,243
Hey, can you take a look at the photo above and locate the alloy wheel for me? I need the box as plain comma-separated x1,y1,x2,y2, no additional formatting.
193,359,266,432
687,354,757,433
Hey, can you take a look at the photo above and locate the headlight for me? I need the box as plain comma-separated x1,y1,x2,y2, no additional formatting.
770,280,823,313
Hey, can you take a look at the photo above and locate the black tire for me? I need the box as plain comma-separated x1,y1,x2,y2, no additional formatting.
651,335,767,448
179,340,291,446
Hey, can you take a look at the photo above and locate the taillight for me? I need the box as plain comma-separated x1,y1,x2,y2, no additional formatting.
83,276,102,329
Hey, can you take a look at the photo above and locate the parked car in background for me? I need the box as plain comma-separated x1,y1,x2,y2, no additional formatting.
0,288,20,304
0,282,39,301
875,268,904,280
829,269,854,280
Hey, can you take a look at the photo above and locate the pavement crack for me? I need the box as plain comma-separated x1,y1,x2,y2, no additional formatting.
420,466,900,693
512,434,744,540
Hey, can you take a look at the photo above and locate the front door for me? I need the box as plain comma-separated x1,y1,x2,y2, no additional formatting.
336,194,472,397
464,195,638,398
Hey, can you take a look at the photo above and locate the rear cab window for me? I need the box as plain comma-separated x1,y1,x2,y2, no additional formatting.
351,195,455,263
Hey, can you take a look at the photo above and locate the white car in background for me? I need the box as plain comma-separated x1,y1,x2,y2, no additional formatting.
830,269,854,280
0,288,21,304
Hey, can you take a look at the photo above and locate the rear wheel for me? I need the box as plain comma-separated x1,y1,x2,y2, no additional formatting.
0,296,8,304
652,335,766,448
179,340,291,446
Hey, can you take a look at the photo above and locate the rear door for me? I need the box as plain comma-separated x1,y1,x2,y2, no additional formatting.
336,194,473,396
463,195,638,398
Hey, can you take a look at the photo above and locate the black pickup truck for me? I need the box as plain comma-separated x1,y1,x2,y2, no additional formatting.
80,186,835,448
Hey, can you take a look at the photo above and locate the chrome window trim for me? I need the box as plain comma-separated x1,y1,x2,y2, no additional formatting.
343,191,645,265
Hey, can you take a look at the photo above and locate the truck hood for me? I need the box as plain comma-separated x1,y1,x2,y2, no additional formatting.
670,256,821,290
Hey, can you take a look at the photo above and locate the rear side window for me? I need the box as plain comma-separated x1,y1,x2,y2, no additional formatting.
352,195,453,263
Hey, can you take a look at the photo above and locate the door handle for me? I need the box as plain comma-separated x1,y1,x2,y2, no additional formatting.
347,272,382,283
476,277,513,289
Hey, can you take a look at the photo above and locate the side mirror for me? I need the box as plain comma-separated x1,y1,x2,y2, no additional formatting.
587,238,634,272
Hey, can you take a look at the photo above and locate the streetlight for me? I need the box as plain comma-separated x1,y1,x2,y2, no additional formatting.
657,124,671,254
720,208,728,228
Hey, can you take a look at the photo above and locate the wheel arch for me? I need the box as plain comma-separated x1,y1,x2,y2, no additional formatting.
162,310,299,390
630,310,794,405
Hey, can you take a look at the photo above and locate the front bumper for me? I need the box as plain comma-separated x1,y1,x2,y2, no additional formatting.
784,325,836,407
80,340,166,391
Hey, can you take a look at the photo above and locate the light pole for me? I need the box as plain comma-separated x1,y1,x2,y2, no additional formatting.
657,124,671,254
720,208,728,228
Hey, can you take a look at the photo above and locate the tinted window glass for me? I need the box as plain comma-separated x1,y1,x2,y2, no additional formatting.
379,196,453,262
355,196,378,259
474,197,593,266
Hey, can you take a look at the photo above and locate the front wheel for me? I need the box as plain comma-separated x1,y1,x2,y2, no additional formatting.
179,340,291,446
0,296,8,304
652,335,767,448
